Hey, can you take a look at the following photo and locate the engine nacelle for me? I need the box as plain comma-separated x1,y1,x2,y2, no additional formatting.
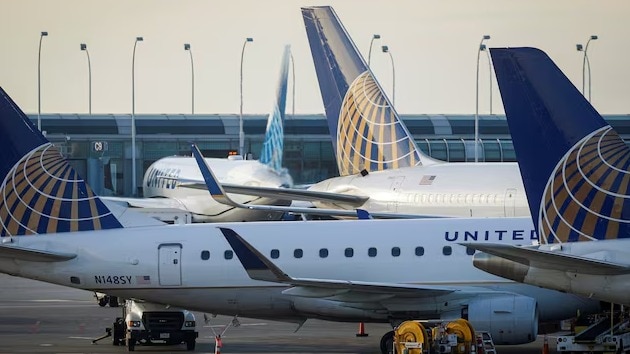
466,294,538,345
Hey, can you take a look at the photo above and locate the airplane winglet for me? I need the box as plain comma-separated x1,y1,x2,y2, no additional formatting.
190,144,240,207
218,227,292,283
356,209,373,220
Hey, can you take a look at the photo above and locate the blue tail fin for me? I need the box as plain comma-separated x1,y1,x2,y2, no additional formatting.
0,87,122,236
301,6,435,176
491,47,630,244
259,45,290,172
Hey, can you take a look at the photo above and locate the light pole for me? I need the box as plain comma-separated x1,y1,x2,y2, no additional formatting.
475,34,491,162
381,45,395,105
184,43,194,114
479,44,493,114
367,34,380,66
239,37,253,157
131,36,143,196
577,35,598,102
38,31,48,131
290,51,295,119
80,43,92,115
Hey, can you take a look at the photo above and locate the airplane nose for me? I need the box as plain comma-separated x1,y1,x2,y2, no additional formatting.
472,252,530,283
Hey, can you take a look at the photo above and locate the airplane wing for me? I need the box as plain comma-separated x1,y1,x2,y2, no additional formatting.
0,244,76,262
464,243,630,275
190,144,438,220
219,227,455,298
102,196,188,210
181,182,369,207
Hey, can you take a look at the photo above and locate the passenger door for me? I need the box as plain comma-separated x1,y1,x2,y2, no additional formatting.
158,244,182,286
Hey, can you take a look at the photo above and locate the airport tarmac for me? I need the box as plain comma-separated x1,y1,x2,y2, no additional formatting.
0,273,559,353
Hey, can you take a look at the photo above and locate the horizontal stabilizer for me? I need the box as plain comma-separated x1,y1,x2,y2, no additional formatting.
220,227,454,297
465,243,630,275
0,244,76,262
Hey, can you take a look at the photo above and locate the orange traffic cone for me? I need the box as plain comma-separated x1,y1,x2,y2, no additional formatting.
542,334,549,354
356,322,368,337
215,335,223,354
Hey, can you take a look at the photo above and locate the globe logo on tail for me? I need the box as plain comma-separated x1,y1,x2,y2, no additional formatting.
337,72,422,176
540,126,630,244
0,143,122,236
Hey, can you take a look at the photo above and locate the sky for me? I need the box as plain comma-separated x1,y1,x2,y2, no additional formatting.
0,0,628,116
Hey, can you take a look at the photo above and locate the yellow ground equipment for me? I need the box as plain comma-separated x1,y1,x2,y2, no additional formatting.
393,320,428,354
394,318,477,354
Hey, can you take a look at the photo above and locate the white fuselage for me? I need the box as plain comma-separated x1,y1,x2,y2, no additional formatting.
309,163,530,218
0,217,597,326
143,157,293,222
517,240,630,306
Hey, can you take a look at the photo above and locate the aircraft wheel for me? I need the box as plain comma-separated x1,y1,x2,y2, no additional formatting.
380,330,395,354
108,296,119,307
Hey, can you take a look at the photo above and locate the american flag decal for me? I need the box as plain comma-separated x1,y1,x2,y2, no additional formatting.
419,175,436,185
136,275,151,285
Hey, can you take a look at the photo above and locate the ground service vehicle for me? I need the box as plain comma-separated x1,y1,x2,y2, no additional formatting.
557,317,630,353
391,318,496,354
121,300,198,351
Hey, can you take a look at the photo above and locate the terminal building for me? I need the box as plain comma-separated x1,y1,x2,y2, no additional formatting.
33,113,630,197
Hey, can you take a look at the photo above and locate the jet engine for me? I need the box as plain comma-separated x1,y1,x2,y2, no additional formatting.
465,294,538,345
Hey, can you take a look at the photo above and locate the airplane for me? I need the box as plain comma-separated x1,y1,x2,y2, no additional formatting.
284,6,532,218
103,45,301,223
128,6,534,221
462,47,630,306
109,6,534,222
0,84,600,352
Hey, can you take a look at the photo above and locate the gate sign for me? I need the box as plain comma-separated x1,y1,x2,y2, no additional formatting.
92,141,108,152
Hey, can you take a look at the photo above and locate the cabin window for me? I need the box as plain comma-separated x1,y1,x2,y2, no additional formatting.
415,247,425,256
201,250,210,260
319,248,329,258
294,249,303,259
70,276,81,284
345,248,354,257
391,247,401,257
443,246,452,256
224,250,234,260
368,247,377,257
466,247,476,256
270,249,280,259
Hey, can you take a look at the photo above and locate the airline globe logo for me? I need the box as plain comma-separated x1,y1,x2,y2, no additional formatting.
540,126,630,244
0,143,121,236
337,71,421,176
